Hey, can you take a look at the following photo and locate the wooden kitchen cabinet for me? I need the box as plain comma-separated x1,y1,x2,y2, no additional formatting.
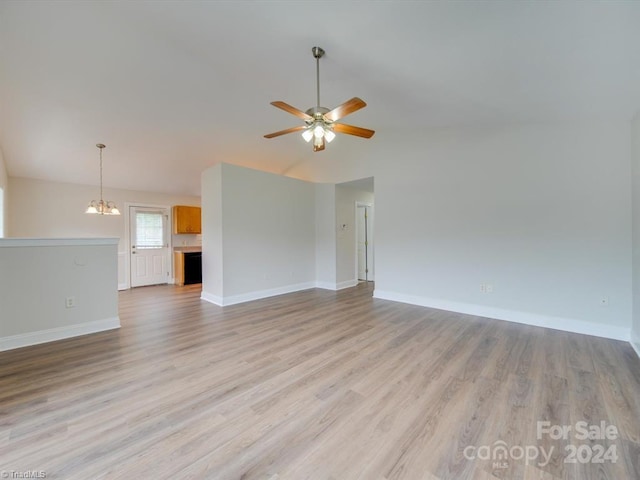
173,206,201,234
174,252,185,286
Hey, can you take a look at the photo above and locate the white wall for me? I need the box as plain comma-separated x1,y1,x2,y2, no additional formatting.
0,238,119,351
201,165,223,300
0,148,8,237
201,163,316,306
191,118,640,347
197,122,632,341
8,177,201,287
335,184,374,287
7,121,630,344
632,112,640,352
315,183,337,290
287,122,633,340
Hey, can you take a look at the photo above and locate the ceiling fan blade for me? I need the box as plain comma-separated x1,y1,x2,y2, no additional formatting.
313,138,325,152
324,97,367,122
270,101,313,121
333,123,375,139
264,125,306,139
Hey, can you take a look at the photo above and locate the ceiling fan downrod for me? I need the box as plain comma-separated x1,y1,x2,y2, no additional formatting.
312,46,325,108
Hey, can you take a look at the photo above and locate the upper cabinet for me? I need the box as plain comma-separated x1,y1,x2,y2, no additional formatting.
173,205,201,234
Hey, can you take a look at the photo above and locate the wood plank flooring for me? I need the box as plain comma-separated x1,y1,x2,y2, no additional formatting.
1,283,639,479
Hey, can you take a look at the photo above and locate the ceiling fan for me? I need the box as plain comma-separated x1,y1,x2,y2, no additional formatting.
264,46,375,152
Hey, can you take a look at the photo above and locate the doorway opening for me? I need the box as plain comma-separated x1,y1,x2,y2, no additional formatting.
356,203,374,282
335,177,374,289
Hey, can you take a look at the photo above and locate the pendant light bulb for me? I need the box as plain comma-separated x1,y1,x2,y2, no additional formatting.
324,129,336,143
302,129,313,142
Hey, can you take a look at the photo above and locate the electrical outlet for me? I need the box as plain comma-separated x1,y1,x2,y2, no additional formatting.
486,284,493,293
480,284,486,293
65,296,76,308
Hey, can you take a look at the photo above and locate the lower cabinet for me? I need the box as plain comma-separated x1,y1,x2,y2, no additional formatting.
174,251,202,286
174,252,185,286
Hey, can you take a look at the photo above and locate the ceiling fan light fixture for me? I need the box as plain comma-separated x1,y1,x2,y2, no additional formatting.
302,129,313,142
264,46,374,151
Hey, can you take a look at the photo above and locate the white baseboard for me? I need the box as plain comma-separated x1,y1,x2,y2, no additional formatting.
315,280,359,291
200,290,224,306
336,279,358,290
0,317,121,352
315,281,337,290
201,281,317,307
373,290,630,342
118,283,128,291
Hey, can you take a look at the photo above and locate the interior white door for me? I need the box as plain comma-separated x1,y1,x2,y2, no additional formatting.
357,205,374,281
130,206,169,287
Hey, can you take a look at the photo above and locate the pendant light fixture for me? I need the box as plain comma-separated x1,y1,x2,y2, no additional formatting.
85,143,120,215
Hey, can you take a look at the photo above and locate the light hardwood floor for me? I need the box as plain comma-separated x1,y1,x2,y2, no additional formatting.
1,283,639,479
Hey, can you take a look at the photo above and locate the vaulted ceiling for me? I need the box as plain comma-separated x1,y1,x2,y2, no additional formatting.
1,1,639,196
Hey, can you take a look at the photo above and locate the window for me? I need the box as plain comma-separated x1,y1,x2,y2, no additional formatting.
135,211,165,248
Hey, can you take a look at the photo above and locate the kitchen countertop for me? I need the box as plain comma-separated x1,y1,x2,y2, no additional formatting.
173,246,202,253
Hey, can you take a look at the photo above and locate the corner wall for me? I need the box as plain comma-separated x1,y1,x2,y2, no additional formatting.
315,183,337,290
632,112,640,354
0,148,8,237
201,165,223,302
201,163,316,306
